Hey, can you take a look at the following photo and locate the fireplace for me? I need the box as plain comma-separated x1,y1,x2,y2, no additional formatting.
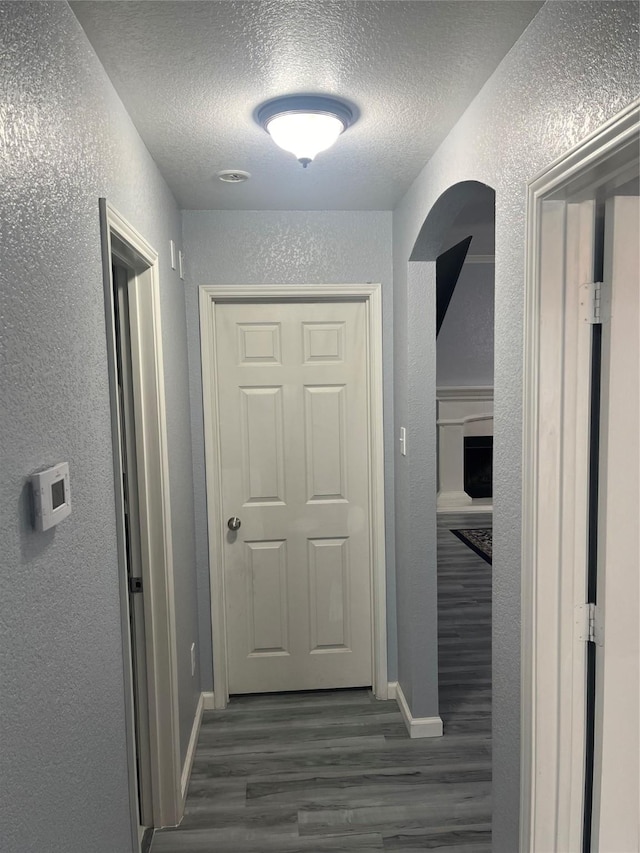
464,436,493,499
436,387,493,510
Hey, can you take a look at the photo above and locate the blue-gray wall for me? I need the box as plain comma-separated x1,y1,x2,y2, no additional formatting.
181,210,396,689
392,2,639,849
0,4,199,851
437,261,495,387
2,3,639,853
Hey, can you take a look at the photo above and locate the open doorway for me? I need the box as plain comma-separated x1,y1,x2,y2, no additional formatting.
405,180,496,752
435,187,495,513
521,101,639,852
432,187,495,743
111,257,154,849
100,201,183,845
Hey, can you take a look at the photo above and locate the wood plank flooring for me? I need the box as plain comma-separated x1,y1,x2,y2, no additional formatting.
437,513,492,742
152,514,492,853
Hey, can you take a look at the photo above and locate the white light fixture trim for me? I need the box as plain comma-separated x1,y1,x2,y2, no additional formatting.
217,169,251,183
257,95,354,167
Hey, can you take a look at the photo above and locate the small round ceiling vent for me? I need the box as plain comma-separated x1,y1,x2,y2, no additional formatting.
216,169,251,183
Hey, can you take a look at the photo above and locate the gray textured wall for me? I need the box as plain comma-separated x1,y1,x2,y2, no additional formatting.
392,2,639,849
437,262,495,387
0,4,199,851
394,262,439,715
181,210,396,689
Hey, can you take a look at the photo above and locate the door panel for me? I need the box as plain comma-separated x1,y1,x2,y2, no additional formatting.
245,540,288,655
308,537,351,651
214,301,372,694
591,194,639,852
112,263,153,828
304,385,348,502
239,386,286,505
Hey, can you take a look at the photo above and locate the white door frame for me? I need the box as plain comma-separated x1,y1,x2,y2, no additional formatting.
200,283,387,709
100,200,183,834
520,99,639,851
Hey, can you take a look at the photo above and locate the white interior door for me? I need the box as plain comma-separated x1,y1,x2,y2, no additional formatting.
591,194,639,852
213,300,373,694
112,261,153,831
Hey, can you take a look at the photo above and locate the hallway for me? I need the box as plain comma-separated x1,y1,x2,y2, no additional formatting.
151,519,492,853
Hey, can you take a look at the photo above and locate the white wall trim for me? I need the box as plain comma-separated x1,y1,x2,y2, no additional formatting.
199,283,388,707
100,200,183,833
387,681,398,700
202,692,215,711
395,682,443,739
526,97,640,198
181,693,204,802
436,386,494,401
520,98,640,852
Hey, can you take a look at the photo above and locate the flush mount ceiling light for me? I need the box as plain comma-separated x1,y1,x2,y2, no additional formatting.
257,95,354,168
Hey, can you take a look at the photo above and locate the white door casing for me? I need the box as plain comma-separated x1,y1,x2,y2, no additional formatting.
525,197,595,853
100,200,183,836
200,285,387,708
521,98,640,851
591,194,639,852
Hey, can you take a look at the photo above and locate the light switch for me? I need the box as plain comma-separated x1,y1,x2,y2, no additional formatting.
399,427,407,456
190,643,196,676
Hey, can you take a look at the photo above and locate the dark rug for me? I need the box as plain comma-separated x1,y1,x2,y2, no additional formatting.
451,528,492,565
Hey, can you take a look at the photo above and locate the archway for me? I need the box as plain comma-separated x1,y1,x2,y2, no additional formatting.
410,179,495,740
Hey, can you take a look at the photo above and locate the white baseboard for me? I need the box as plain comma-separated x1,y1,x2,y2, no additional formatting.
387,681,398,700
395,682,443,739
202,691,215,710
181,692,204,801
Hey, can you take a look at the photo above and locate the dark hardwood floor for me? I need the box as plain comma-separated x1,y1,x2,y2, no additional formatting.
151,513,492,853
437,512,492,741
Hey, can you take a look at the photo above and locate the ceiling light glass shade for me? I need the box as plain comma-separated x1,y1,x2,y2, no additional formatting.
265,113,345,166
257,95,354,167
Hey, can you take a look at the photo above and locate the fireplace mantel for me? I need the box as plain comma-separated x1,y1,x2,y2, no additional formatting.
436,385,494,401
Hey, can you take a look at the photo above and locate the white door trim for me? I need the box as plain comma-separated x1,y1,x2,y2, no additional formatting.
520,99,639,851
200,283,387,708
100,200,183,833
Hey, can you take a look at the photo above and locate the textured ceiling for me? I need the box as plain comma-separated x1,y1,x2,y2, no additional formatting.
71,1,542,211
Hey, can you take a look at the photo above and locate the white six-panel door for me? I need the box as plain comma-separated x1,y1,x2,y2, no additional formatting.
213,301,373,694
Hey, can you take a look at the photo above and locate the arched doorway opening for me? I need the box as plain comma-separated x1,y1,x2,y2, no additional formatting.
410,178,495,738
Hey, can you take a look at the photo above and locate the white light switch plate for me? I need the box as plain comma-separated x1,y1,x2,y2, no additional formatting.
190,643,196,676
399,427,407,456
